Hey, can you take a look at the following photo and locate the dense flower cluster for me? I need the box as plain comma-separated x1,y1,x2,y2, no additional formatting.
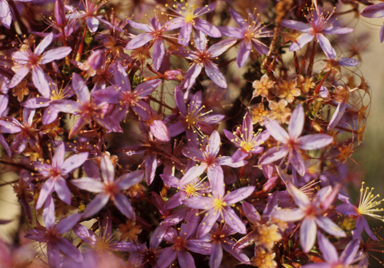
0,0,382,267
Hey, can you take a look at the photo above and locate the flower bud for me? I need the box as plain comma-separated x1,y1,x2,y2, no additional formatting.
55,0,67,27
164,70,184,82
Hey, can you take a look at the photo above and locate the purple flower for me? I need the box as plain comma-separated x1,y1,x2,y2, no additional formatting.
25,196,83,268
160,173,209,209
182,130,247,187
167,2,221,46
66,0,112,33
183,182,255,237
51,73,120,138
271,182,345,252
168,87,224,146
224,112,270,162
0,108,39,154
71,154,144,219
9,33,72,96
259,104,333,176
93,63,161,123
156,211,211,268
127,224,168,267
207,223,250,268
336,182,384,240
361,3,384,42
21,75,74,125
35,142,88,209
179,32,236,94
303,233,360,268
218,8,272,67
73,211,136,253
281,6,353,58
125,17,175,70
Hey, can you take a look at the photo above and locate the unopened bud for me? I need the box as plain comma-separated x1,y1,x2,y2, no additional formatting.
55,0,67,27
164,70,184,82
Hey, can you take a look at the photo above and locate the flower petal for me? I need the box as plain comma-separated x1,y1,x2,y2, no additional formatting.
35,33,53,55
83,193,110,218
315,216,346,238
289,33,314,52
223,207,246,234
41,47,72,64
114,193,135,219
224,186,255,205
288,103,304,139
116,170,144,190
298,134,333,150
61,152,89,174
300,216,317,253
317,232,338,263
316,33,336,58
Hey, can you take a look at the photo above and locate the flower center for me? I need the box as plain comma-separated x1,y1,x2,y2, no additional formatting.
184,183,197,197
184,10,195,23
212,197,226,212
240,141,254,152
104,182,120,196
173,236,186,251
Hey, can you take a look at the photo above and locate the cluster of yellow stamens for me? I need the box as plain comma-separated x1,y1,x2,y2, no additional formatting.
358,182,384,222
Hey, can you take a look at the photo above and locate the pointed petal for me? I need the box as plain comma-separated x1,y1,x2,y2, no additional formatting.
156,247,177,268
205,61,227,88
41,47,72,64
125,33,153,50
57,237,84,262
207,38,236,57
224,186,255,205
194,18,221,38
180,164,207,185
317,33,336,58
56,213,82,234
114,193,135,219
100,155,115,183
286,181,310,208
52,142,65,168
315,216,346,237
182,196,213,210
317,232,338,262
197,212,220,238
43,195,55,228
72,73,90,103
340,238,361,265
61,152,89,174
71,177,104,192
210,241,223,268
323,26,353,35
263,117,289,143
237,40,251,67
242,201,261,224
218,26,244,38
150,120,170,142
86,16,99,33
83,193,110,218
300,216,317,253
178,22,193,46
73,224,96,245
223,207,246,234
54,176,71,205
116,170,144,190
127,19,152,31
229,8,247,27
35,33,53,55
290,149,306,176
271,208,305,222
32,66,50,97
258,147,289,165
36,179,55,209
328,101,346,130
208,165,224,197
207,130,220,155
180,63,203,90
289,33,314,51
145,154,157,185
152,38,165,70
9,65,29,88
361,3,384,18
281,20,311,32
298,134,333,150
288,103,304,139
